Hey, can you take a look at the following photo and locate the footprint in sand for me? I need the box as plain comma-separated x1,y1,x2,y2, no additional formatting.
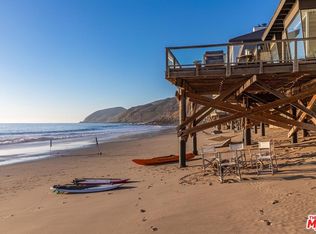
263,220,272,226
150,226,158,231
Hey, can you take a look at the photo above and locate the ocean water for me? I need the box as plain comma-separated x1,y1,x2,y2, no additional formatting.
0,123,171,166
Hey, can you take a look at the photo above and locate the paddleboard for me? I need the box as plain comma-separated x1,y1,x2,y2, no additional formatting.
73,178,129,185
51,184,122,194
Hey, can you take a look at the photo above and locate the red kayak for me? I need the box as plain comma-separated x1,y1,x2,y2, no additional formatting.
73,178,129,185
132,153,195,166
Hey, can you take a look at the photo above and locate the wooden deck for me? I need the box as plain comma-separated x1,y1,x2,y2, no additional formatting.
165,37,316,167
166,37,316,95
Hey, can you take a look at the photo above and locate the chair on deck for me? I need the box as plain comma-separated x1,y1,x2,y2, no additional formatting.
201,145,217,173
216,147,242,183
203,50,225,66
255,141,278,175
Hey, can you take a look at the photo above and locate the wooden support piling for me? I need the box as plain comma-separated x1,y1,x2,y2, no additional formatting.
192,134,198,155
303,122,309,137
243,97,251,145
179,89,187,167
261,123,266,137
291,106,298,144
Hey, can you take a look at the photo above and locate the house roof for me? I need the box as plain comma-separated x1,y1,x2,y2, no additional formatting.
229,29,266,43
262,0,296,41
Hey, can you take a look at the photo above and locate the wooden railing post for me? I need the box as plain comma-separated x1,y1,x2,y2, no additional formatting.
166,48,171,78
281,40,285,63
226,45,231,77
293,40,299,72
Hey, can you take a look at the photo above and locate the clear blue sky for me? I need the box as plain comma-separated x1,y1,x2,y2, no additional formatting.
0,0,278,123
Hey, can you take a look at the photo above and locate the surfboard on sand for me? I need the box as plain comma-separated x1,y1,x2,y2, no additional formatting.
73,178,129,185
132,153,195,166
51,184,122,194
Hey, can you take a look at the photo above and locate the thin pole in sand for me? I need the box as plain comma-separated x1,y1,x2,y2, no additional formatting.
95,137,102,155
49,139,53,155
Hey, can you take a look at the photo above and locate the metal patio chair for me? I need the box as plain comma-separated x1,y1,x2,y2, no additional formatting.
216,149,242,183
201,145,217,173
255,141,278,175
229,143,247,168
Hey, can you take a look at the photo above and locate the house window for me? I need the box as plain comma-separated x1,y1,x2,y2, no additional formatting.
287,12,305,59
302,9,316,58
271,43,279,62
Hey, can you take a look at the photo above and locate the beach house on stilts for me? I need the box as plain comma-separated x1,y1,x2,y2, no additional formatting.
165,0,316,167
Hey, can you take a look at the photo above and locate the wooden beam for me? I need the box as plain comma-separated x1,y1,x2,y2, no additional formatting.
190,94,316,131
189,96,316,132
255,80,316,120
235,75,257,97
176,80,244,131
181,111,292,137
187,88,316,116
182,88,316,136
246,93,295,119
288,95,316,137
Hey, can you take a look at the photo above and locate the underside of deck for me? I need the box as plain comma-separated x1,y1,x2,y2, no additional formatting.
167,62,316,95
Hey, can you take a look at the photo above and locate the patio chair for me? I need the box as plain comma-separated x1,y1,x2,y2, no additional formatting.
201,145,217,173
255,141,278,175
229,143,247,168
216,149,242,183
203,50,225,66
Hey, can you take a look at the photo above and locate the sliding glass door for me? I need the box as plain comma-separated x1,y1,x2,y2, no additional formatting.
287,13,305,60
302,9,316,59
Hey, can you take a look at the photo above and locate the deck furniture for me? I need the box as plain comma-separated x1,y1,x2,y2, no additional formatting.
203,50,225,66
255,141,278,175
216,149,242,183
229,143,247,168
201,145,217,173
237,54,254,64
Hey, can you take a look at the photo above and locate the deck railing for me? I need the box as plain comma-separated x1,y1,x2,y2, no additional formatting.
166,37,316,77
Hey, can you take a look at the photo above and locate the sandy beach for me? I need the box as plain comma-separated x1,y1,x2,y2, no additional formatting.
1,128,316,234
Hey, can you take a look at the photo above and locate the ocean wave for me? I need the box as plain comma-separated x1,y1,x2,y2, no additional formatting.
0,123,169,146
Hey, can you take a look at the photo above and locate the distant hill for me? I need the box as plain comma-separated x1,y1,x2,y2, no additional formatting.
83,107,126,123
82,97,178,125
